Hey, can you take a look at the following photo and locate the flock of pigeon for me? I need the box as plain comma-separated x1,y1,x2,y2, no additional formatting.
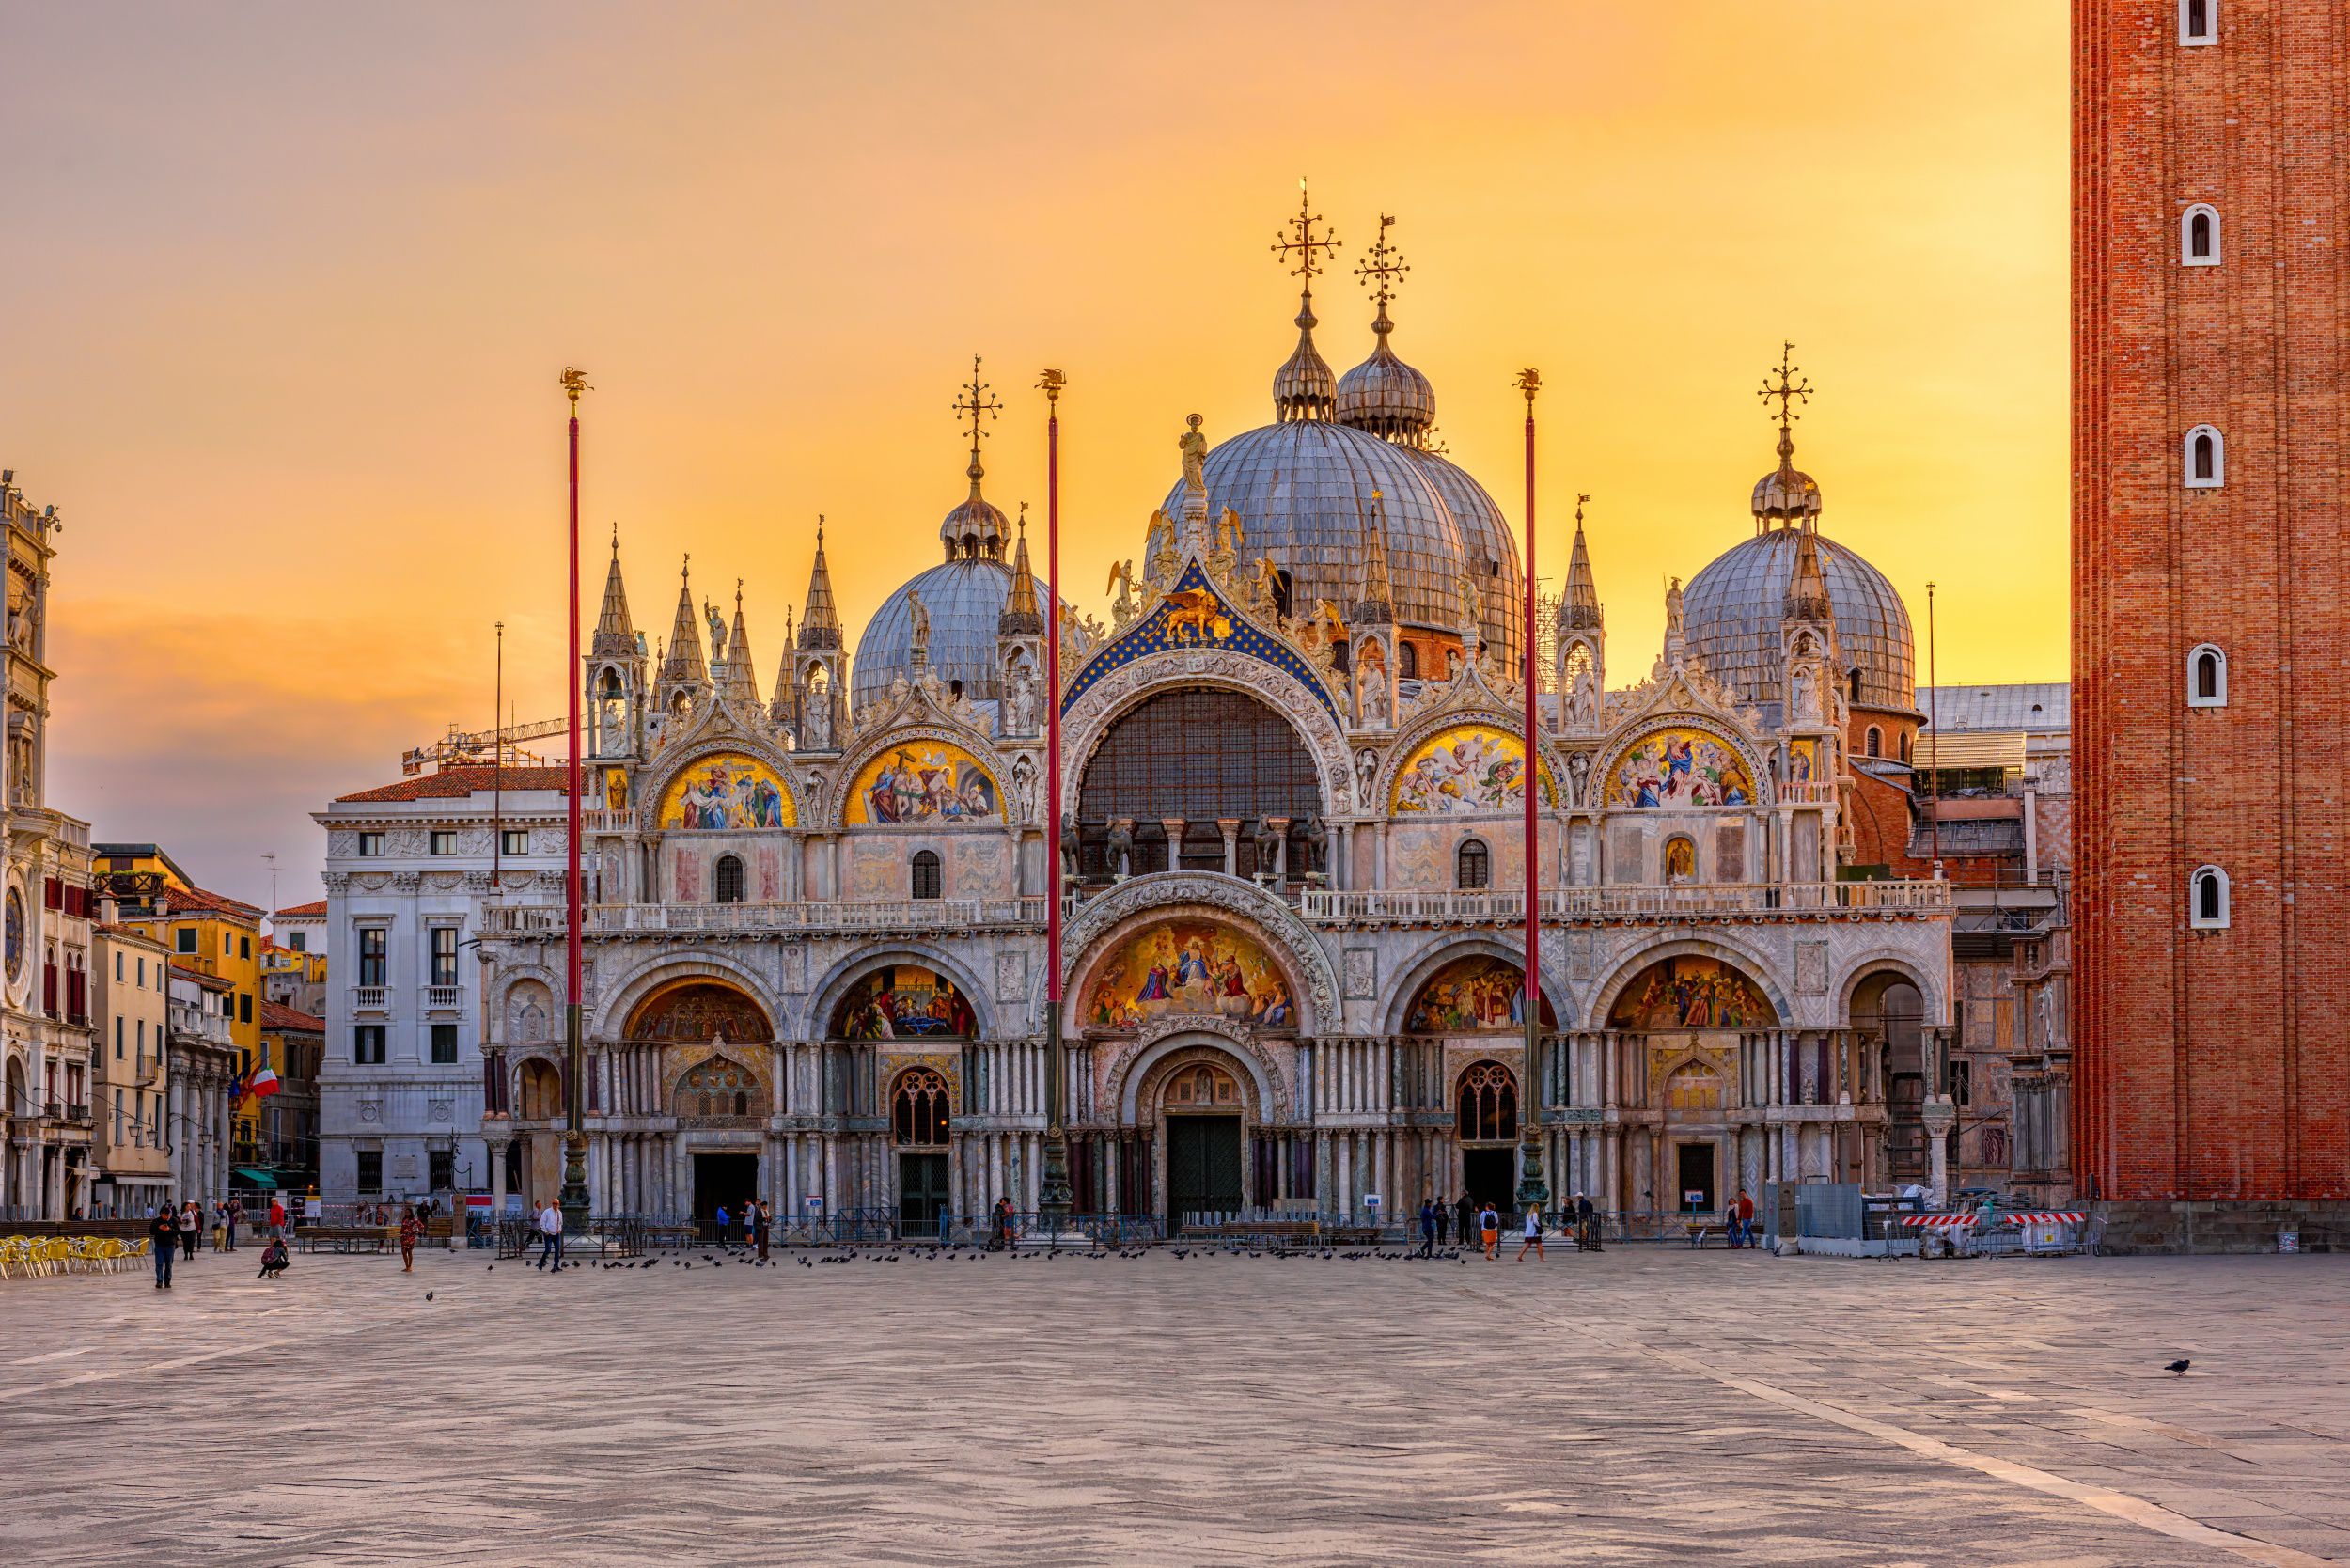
481,1242,1498,1274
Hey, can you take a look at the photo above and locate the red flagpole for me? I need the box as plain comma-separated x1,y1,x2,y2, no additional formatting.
1040,368,1070,1230
558,367,589,1225
1517,368,1547,1213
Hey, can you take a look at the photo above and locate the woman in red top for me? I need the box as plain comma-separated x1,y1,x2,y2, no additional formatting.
399,1205,421,1272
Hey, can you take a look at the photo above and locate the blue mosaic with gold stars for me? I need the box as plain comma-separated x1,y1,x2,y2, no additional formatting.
1059,560,1340,725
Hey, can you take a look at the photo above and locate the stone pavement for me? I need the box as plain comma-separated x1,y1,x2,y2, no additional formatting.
4,1243,2347,1565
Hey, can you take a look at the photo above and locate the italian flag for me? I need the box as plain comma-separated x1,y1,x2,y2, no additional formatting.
241,1066,281,1104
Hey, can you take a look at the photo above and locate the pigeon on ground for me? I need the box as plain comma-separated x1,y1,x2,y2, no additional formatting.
2167,1359,2192,1376
425,1292,435,1301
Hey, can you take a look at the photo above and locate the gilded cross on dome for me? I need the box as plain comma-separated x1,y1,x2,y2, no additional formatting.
1354,214,1408,319
1759,340,1812,434
952,354,1002,459
1271,178,1340,288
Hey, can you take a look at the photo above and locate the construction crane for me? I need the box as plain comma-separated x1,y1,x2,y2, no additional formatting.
401,717,567,776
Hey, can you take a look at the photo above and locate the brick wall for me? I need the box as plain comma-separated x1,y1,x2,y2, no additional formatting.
2075,0,2350,1200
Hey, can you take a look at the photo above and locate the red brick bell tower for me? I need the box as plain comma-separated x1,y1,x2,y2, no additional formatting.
2075,0,2350,1210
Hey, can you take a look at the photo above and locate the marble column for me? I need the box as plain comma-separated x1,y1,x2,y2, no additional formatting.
1218,819,1240,878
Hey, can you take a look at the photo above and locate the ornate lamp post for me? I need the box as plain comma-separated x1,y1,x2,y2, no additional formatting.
558,367,591,1234
1514,368,1549,1217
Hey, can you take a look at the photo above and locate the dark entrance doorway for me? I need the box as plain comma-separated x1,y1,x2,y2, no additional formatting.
692,1152,758,1241
1676,1142,1717,1213
899,1153,949,1239
1166,1116,1243,1226
1462,1146,1514,1211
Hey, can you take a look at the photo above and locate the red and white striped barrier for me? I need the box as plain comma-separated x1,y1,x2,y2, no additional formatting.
2003,1212,2085,1225
1900,1215,1978,1228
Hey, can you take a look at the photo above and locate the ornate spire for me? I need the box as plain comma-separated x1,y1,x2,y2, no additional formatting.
1564,494,1603,631
1269,180,1340,422
1784,518,1835,625
1000,503,1043,635
661,555,707,684
798,518,841,651
1354,489,1395,623
723,582,759,708
1355,212,1409,342
591,523,635,657
1751,341,1823,529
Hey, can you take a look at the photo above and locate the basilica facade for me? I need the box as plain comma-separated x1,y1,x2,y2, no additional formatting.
466,233,1954,1234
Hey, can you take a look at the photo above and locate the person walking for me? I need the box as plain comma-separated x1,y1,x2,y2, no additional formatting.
993,1195,1015,1251
149,1202,179,1290
1417,1198,1437,1259
1575,1191,1600,1252
1432,1195,1451,1247
536,1200,564,1271
1455,1193,1477,1253
224,1196,243,1252
399,1205,421,1272
713,1203,729,1247
177,1200,200,1262
1478,1202,1500,1261
1734,1187,1756,1249
754,1199,771,1262
1515,1203,1545,1261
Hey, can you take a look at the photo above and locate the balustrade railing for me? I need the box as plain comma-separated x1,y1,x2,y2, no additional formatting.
425,985,463,1011
481,896,1049,937
351,985,389,1012
1302,879,1950,924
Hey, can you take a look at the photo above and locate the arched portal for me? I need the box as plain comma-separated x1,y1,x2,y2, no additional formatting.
1606,954,1777,1218
1854,971,1927,1184
1138,1048,1251,1230
1454,1060,1519,1209
1076,688,1321,883
891,1066,953,1239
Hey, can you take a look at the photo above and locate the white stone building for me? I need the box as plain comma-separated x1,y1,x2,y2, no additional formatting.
312,769,562,1204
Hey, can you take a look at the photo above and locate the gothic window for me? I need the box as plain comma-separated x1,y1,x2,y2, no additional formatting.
2180,0,2216,44
2182,204,2220,265
892,1067,949,1146
2188,643,2227,707
2190,865,2230,930
1865,726,1883,758
2186,425,2224,488
1455,1061,1517,1143
1847,668,1862,702
1398,641,1418,680
1076,688,1321,879
712,855,745,904
1456,838,1490,890
910,850,942,901
1899,730,1913,763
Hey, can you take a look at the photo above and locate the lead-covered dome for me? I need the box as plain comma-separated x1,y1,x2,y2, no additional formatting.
1161,418,1478,642
1335,334,1435,441
1401,447,1520,664
853,557,1012,710
1683,526,1915,713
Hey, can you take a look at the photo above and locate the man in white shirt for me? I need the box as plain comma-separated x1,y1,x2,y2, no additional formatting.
536,1200,564,1271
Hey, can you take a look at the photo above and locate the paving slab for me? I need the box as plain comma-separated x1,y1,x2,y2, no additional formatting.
1,1247,2345,1564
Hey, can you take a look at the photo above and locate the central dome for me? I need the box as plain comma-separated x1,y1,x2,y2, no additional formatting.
1161,420,1514,651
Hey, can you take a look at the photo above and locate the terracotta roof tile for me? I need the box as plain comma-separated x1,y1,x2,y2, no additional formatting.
259,999,326,1034
273,900,326,918
169,963,233,993
336,765,572,804
164,885,264,921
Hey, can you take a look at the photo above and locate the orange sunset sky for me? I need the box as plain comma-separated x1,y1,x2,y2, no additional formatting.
1,3,2067,909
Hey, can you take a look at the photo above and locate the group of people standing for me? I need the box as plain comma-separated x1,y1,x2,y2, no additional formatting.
709,1200,776,1259
1414,1194,1606,1261
147,1194,290,1290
